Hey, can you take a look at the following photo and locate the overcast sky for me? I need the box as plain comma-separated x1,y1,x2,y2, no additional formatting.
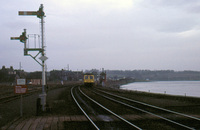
1,0,200,72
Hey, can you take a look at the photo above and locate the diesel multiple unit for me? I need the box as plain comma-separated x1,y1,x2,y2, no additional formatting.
83,74,95,87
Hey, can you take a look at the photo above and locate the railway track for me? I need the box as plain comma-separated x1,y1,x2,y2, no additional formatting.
71,86,143,130
91,88,200,129
1,84,199,129
0,85,67,104
0,90,40,104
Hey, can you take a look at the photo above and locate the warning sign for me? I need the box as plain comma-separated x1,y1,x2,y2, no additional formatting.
15,85,27,94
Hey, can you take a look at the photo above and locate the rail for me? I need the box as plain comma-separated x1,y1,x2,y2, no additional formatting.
71,86,100,130
94,89,197,130
96,89,200,121
79,87,142,130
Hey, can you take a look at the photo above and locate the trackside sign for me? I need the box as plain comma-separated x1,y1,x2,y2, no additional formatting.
15,85,27,94
17,79,26,85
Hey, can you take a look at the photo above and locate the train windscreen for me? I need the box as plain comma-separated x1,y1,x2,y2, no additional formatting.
90,76,93,79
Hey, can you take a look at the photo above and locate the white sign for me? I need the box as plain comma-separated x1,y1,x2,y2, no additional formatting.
17,79,26,85
39,56,48,61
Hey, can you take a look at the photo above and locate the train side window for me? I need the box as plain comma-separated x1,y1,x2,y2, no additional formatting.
85,76,88,79
90,76,93,79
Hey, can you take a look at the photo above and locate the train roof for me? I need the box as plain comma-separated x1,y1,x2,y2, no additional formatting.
84,73,94,75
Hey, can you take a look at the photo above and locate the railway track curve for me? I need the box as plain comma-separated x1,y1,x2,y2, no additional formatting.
71,86,142,130
92,88,200,129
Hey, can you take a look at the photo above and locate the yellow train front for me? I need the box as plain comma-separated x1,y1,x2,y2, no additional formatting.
83,74,95,87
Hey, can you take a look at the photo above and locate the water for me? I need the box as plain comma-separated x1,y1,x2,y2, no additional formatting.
121,81,200,97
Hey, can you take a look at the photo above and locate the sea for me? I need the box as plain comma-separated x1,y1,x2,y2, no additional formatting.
120,81,200,98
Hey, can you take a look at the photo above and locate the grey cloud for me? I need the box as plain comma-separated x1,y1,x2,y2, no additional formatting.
146,0,199,7
1,0,200,71
157,17,199,33
187,5,200,13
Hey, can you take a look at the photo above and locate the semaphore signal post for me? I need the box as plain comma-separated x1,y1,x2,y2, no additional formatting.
11,4,48,112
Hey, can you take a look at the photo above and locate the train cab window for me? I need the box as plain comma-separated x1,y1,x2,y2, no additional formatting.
85,76,88,79
90,76,93,79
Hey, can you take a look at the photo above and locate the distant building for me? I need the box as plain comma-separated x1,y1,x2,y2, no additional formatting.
1,66,16,75
49,70,84,81
0,66,21,83
100,69,106,86
30,79,42,85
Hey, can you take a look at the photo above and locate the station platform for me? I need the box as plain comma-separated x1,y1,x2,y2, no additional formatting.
1,115,88,130
1,114,161,129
